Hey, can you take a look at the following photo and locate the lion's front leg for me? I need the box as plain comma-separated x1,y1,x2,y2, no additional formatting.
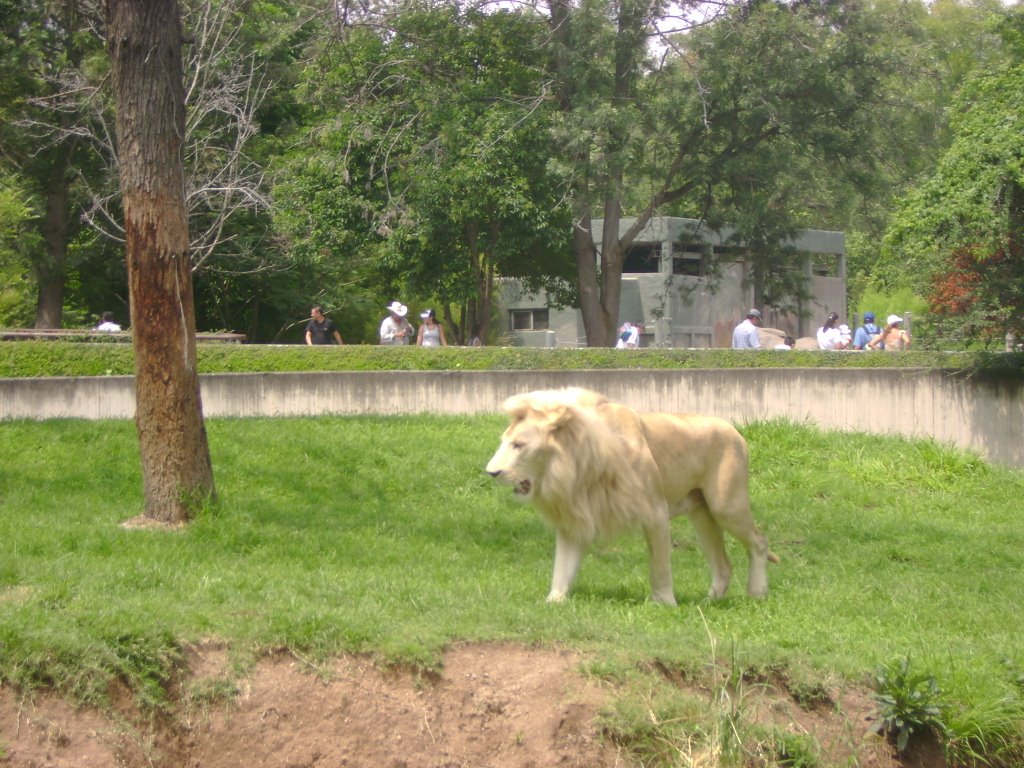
548,530,587,602
643,517,677,606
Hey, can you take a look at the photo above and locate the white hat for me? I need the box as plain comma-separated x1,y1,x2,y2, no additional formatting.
839,324,850,334
386,301,408,317
887,314,903,325
420,309,433,320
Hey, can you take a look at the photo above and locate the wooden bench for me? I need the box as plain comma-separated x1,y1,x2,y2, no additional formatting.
0,329,247,343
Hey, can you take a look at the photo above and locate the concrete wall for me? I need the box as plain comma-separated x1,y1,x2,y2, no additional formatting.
2,369,1022,469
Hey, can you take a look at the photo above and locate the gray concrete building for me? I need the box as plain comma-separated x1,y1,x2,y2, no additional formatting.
500,217,846,348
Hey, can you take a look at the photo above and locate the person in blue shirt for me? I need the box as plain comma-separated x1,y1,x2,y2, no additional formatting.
732,308,762,349
852,312,881,350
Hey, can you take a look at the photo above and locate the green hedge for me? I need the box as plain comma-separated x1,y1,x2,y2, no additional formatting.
2,340,1022,378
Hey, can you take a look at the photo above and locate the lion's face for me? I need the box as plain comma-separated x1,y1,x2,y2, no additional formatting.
485,415,554,503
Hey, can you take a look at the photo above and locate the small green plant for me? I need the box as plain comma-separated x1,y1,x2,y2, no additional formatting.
871,657,948,752
770,729,820,767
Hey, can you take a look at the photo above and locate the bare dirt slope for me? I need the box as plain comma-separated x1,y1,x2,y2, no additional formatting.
0,642,913,768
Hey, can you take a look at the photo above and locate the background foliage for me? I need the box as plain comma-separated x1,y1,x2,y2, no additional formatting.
1,0,1021,348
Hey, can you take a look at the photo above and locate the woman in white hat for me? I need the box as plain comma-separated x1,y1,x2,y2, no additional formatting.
868,315,911,351
416,309,448,347
380,301,415,345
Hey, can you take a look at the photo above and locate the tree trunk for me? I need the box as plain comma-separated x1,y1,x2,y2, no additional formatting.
107,0,215,523
33,150,72,329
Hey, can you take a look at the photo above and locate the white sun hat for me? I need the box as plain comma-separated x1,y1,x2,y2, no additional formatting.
887,314,903,325
385,301,408,317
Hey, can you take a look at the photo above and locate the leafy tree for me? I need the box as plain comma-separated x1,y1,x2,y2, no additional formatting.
275,7,572,343
0,172,38,325
543,0,905,345
842,0,1006,316
882,10,1024,346
2,0,292,337
0,0,106,328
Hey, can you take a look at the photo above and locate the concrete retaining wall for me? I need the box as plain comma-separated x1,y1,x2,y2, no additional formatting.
1,369,1021,469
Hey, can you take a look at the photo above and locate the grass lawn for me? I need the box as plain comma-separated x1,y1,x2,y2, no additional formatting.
1,414,1023,762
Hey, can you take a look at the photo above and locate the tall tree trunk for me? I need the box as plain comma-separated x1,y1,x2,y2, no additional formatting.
33,149,72,329
107,0,215,523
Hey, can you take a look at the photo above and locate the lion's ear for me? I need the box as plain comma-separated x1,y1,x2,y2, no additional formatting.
503,393,532,419
539,403,574,430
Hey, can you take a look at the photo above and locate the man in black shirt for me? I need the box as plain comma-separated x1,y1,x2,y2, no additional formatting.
305,306,344,345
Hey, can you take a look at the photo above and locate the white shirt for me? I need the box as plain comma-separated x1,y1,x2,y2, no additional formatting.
96,321,121,332
817,326,844,350
380,316,413,345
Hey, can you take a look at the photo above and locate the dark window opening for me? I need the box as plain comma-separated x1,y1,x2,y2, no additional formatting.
623,244,661,273
511,309,549,331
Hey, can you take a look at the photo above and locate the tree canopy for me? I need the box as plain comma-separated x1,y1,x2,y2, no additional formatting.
1,0,1021,347
882,9,1024,345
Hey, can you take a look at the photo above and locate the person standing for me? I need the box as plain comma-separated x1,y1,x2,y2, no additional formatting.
868,315,911,351
305,306,343,345
615,321,639,349
853,312,881,350
817,312,848,350
731,309,762,349
416,309,448,347
380,301,414,345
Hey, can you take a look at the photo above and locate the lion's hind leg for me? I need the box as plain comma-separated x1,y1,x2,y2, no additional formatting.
700,485,773,599
685,499,733,600
713,509,772,599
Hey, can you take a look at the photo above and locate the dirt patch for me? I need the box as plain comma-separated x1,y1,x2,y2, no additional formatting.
0,642,912,768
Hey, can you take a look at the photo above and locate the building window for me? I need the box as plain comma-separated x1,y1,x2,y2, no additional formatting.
812,253,841,277
511,309,549,331
623,243,661,273
673,247,705,276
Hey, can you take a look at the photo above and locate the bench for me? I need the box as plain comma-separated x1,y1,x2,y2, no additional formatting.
0,329,247,343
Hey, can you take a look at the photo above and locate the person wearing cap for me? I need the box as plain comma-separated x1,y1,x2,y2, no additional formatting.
380,301,415,345
853,312,881,350
305,306,343,345
816,311,849,350
868,315,911,351
416,309,448,347
731,308,762,349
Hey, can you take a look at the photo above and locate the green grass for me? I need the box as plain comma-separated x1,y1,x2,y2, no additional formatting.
1,415,1023,763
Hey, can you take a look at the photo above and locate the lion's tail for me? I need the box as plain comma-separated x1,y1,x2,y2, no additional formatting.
768,551,781,564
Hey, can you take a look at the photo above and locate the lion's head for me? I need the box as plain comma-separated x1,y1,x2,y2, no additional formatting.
485,388,608,505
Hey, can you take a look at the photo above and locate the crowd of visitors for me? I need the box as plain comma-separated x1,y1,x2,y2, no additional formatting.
302,302,912,350
731,308,911,351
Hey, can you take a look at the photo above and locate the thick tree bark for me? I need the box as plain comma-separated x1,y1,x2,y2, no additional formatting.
107,0,215,523
33,148,73,329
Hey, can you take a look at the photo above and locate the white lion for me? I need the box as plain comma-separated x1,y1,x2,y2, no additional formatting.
485,388,778,606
